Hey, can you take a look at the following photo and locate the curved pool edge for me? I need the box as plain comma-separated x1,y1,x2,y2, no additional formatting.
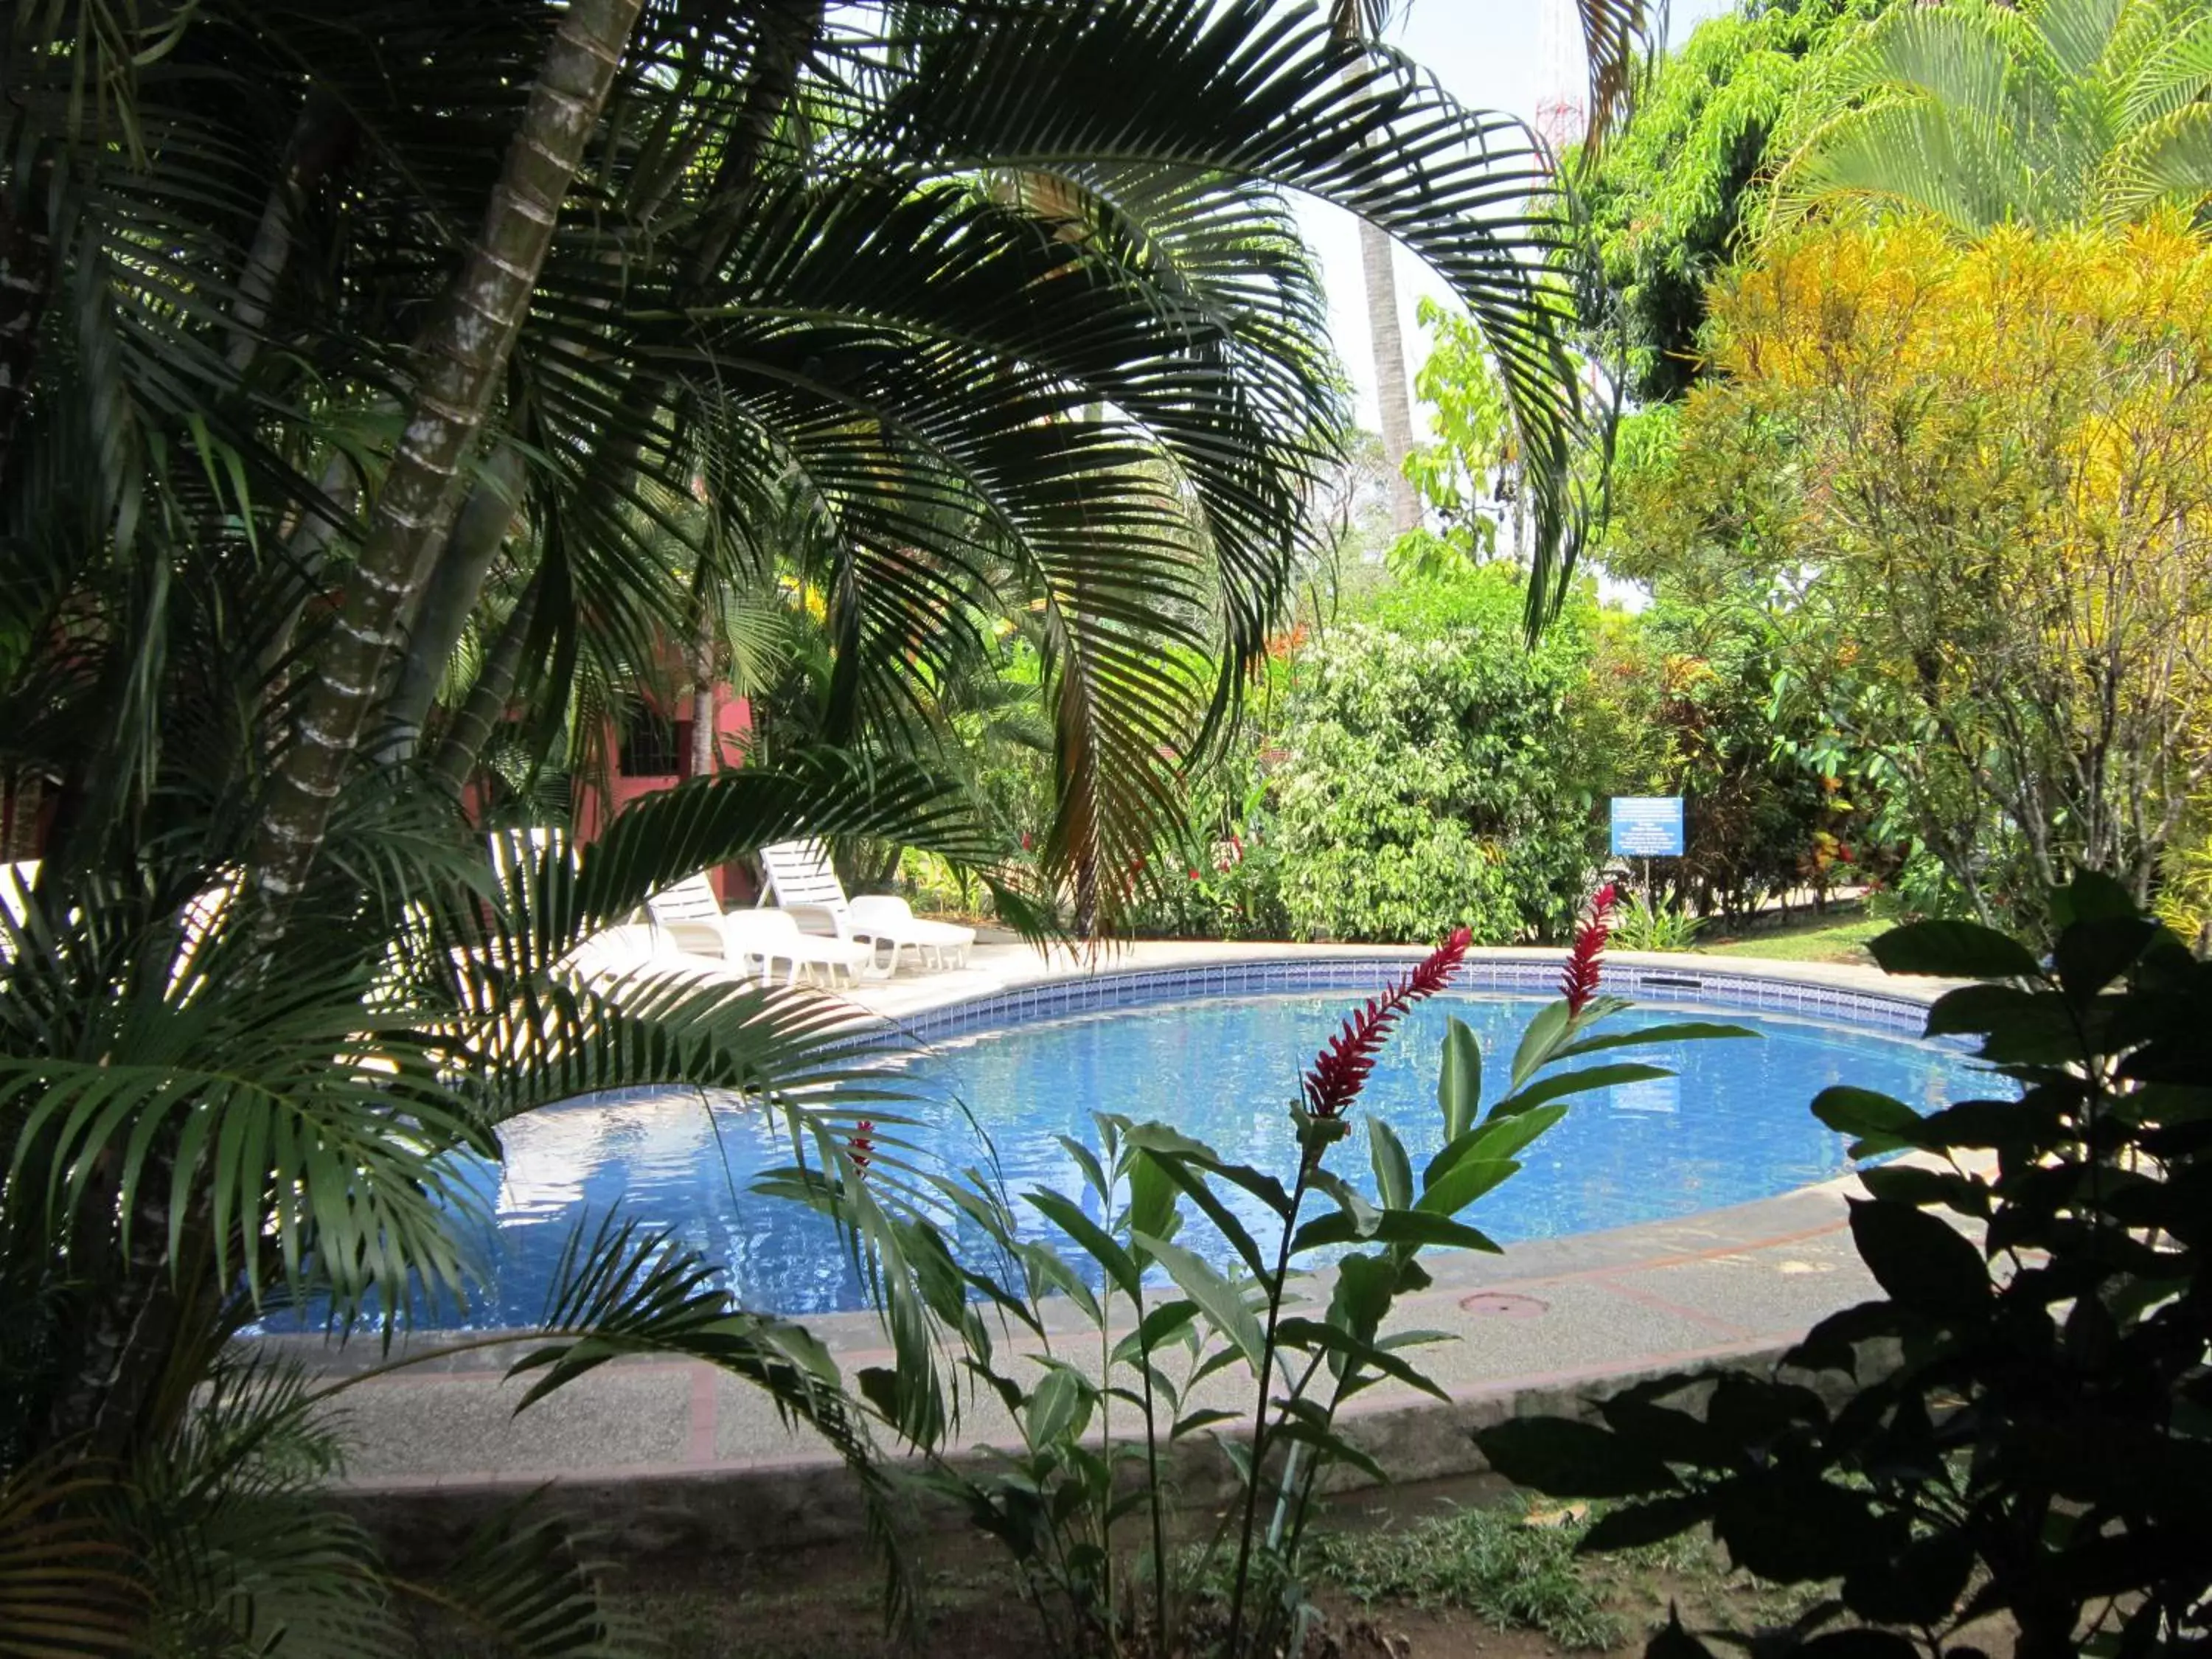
836,939,1946,1047
302,945,1955,1556
315,1158,1896,1563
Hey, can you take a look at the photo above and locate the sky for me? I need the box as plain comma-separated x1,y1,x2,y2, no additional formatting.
1298,0,1735,433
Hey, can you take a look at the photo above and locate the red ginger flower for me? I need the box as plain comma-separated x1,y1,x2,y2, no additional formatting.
1302,927,1473,1121
1561,883,1622,1015
849,1119,876,1178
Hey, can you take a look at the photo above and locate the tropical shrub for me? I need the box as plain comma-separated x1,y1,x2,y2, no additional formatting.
835,917,1744,1658
1613,216,2212,935
1480,875,2212,1658
1265,569,1654,944
1576,0,1897,401
1607,892,1703,952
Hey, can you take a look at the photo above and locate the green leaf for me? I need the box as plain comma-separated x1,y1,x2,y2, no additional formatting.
1424,1105,1567,1192
1124,1152,1180,1249
1810,1086,1924,1156
1416,1156,1520,1220
1489,1062,1672,1120
1110,1298,1199,1368
1868,919,2042,981
1329,1251,1399,1344
1578,1493,1711,1552
1509,999,1573,1091
2048,869,2140,927
1922,981,2049,1038
1024,1367,1091,1450
1133,1232,1264,1370
2053,917,2163,1006
1476,1417,1678,1498
1134,1147,1270,1279
1293,1208,1500,1254
1272,1317,1448,1401
1026,1189,1141,1300
1549,1021,1756,1061
1847,1199,1989,1322
1124,1123,1293,1216
1368,1117,1414,1212
1439,1015,1483,1140
1057,1135,1112,1205
1172,1408,1242,1438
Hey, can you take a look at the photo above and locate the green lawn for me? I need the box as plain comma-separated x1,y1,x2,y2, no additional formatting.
1693,911,1887,965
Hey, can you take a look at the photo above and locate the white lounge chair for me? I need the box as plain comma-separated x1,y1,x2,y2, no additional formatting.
645,872,872,987
756,839,974,975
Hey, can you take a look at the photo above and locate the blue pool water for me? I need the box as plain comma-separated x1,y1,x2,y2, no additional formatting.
427,990,1989,1327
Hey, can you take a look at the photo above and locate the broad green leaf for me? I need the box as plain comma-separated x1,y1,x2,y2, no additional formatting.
1329,1251,1399,1344
1172,1407,1242,1438
1488,1062,1672,1120
1848,1199,1989,1321
1110,1298,1200,1368
1125,1150,1180,1248
1133,1147,1269,1279
1272,1316,1448,1401
1368,1117,1413,1211
1293,1208,1500,1254
1416,1156,1520,1220
1868,919,2042,981
2048,869,2139,927
1509,998,1572,1091
1133,1232,1265,1369
2052,917,2163,1006
1124,1122,1293,1216
1548,1021,1756,1061
1026,1189,1140,1299
1439,1015,1483,1140
1312,1168,1380,1238
1057,1135,1111,1204
1424,1104,1567,1192
1024,1367,1091,1450
1475,1417,1677,1498
1810,1085,1924,1157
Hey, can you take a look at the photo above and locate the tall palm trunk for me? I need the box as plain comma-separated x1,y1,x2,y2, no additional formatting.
254,0,644,904
1360,218,1422,535
689,599,718,778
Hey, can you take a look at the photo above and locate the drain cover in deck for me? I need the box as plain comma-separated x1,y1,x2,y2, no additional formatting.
1458,1292,1546,1318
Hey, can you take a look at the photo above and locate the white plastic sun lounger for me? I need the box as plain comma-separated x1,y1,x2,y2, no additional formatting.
645,872,872,987
756,839,974,975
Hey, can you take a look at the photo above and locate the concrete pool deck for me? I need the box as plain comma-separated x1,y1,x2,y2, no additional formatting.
318,943,1949,1554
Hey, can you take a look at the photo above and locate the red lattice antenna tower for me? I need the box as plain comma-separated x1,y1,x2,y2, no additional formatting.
1533,0,1588,156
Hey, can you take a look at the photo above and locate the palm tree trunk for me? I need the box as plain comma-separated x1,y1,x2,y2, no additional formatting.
689,599,718,777
432,568,543,793
255,0,644,903
1360,218,1422,535
383,442,526,748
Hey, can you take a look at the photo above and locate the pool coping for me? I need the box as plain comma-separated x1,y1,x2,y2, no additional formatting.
307,942,1963,1559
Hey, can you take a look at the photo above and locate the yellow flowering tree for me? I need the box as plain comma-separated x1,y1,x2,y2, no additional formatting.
1612,216,2212,931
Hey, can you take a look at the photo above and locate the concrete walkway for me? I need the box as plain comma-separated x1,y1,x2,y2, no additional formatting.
316,945,1939,1554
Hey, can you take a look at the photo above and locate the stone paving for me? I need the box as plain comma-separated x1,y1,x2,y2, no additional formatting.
314,943,1939,1553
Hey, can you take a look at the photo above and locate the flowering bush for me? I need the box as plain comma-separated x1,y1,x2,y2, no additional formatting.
808,911,1747,1657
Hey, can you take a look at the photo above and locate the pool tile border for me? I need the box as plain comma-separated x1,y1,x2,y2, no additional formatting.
880,956,1935,1051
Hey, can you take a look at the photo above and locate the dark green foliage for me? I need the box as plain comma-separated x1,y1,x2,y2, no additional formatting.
1579,0,1896,401
838,957,1743,1658
1476,873,2212,1658
1265,568,1650,943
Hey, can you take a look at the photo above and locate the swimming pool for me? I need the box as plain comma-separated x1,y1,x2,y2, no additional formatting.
444,973,1989,1326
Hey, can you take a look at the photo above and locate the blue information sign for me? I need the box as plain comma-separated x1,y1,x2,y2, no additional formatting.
1610,796,1686,858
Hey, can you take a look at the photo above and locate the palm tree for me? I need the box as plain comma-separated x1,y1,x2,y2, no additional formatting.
1770,0,2212,235
0,0,1656,1644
